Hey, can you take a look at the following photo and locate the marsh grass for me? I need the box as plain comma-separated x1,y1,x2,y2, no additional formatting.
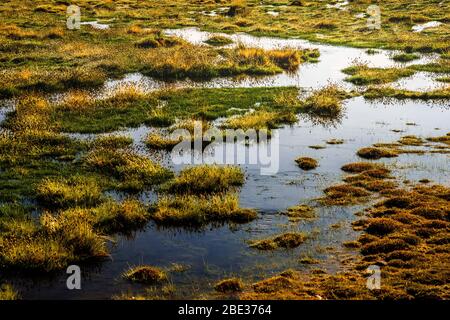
392,53,420,62
342,64,415,85
84,148,173,191
162,165,244,194
364,87,450,100
205,35,233,46
249,232,307,250
214,278,244,293
53,87,301,133
224,110,296,132
284,205,315,219
145,133,182,150
0,284,19,300
36,175,103,209
150,193,256,226
303,85,349,118
123,265,167,284
295,157,318,170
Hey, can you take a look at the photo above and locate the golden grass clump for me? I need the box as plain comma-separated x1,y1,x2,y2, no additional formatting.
321,184,371,205
303,85,348,118
84,148,173,191
162,165,244,194
92,135,133,149
341,162,387,173
123,265,167,284
0,284,19,300
214,278,244,293
249,232,307,250
295,157,318,170
284,204,315,219
342,64,415,85
357,147,399,160
145,133,182,150
61,199,150,235
224,111,279,131
36,176,103,209
150,193,256,226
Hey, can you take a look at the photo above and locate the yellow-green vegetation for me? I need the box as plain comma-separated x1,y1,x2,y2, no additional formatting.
398,135,424,146
392,53,420,62
249,232,307,250
303,85,349,118
205,35,234,46
123,265,167,284
214,278,244,293
436,76,450,83
53,87,302,133
36,175,103,209
0,197,150,273
284,205,315,219
134,31,186,49
150,193,256,226
162,165,244,194
326,139,344,145
92,135,133,149
0,284,19,300
224,110,297,132
0,207,109,272
4,0,446,98
342,64,415,85
357,147,399,160
427,133,450,146
84,148,173,191
0,23,317,98
77,199,150,235
295,157,318,170
145,133,182,150
364,87,450,100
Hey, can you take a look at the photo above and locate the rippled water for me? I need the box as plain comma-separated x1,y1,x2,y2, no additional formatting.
2,29,449,300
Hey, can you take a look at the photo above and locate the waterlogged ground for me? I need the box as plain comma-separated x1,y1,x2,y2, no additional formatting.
1,29,449,300
99,28,443,95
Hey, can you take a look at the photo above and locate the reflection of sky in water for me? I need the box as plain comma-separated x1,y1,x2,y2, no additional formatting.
3,29,449,300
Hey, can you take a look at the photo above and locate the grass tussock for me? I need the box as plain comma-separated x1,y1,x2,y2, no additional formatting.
357,147,399,160
303,85,349,118
145,133,182,150
205,35,233,46
0,284,19,300
84,148,173,191
150,193,256,227
342,64,415,85
123,265,167,284
162,165,244,194
284,205,315,219
295,157,318,170
36,175,103,209
214,278,244,293
364,87,450,100
249,232,307,250
392,53,420,62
